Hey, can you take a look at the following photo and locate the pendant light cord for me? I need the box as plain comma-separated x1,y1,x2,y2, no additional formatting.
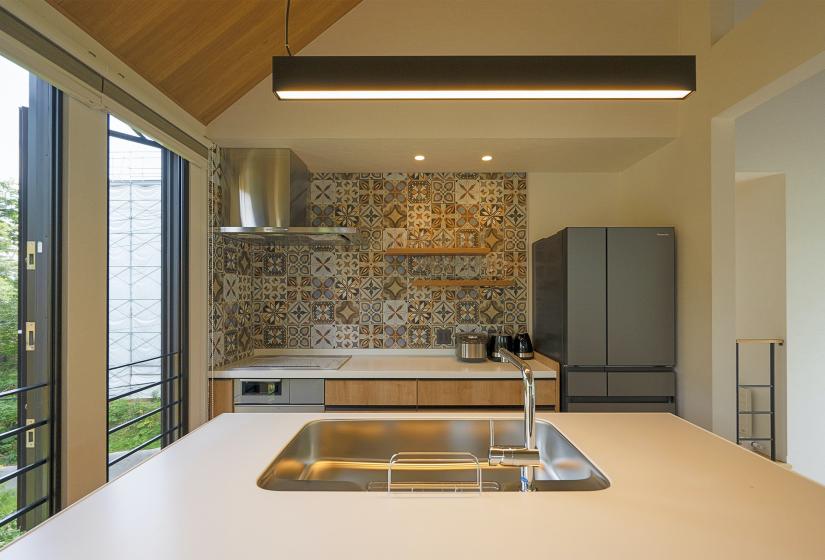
284,0,293,56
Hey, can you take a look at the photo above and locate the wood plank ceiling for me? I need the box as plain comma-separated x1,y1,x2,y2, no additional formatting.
45,0,362,124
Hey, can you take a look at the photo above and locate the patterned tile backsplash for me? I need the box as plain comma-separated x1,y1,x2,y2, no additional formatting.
209,157,528,367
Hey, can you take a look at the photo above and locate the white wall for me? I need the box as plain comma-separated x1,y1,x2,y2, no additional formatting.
527,173,618,330
704,0,825,459
207,0,681,171
736,70,825,482
734,173,786,461
594,0,825,436
61,97,108,504
601,1,717,428
527,173,624,243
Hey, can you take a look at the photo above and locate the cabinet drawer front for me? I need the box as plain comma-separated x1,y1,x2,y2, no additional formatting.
289,379,325,404
566,371,607,396
418,380,556,407
325,380,417,406
607,371,675,397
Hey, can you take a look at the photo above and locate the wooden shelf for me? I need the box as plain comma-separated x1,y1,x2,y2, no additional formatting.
410,279,513,288
385,247,490,256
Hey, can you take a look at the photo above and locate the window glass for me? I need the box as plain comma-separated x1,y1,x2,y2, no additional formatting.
107,116,186,480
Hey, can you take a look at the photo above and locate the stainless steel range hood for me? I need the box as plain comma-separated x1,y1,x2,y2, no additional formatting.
219,148,359,245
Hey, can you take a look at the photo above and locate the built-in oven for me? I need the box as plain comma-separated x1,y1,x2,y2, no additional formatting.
233,379,324,412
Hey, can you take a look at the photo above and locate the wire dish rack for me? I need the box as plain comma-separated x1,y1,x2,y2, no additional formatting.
365,451,501,493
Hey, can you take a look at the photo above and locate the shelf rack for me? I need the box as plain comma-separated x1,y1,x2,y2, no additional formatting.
409,279,513,288
386,246,506,287
385,247,490,256
736,338,784,461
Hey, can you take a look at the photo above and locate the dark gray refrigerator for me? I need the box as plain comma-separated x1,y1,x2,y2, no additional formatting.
532,227,676,412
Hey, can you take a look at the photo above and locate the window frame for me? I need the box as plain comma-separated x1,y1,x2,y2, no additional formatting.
0,72,63,537
105,116,188,480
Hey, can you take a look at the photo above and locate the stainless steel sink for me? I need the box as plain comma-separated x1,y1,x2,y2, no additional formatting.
257,419,609,492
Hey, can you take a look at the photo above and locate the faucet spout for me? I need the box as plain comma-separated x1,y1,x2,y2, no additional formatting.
489,348,541,491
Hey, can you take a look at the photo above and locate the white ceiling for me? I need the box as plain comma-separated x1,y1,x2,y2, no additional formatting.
273,137,672,173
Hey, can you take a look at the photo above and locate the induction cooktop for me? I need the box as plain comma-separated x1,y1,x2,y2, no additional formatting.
243,355,350,370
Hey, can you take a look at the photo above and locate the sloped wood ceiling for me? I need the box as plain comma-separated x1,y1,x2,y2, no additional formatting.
45,0,361,123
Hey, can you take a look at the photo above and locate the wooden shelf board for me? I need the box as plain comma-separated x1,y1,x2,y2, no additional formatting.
410,279,513,288
384,247,490,256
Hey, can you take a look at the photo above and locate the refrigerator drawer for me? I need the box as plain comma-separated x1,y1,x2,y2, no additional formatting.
567,401,676,413
567,371,607,396
608,371,675,397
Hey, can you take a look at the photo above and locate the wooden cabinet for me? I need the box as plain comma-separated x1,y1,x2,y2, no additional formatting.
417,379,557,408
209,379,234,418
212,377,558,413
325,379,417,407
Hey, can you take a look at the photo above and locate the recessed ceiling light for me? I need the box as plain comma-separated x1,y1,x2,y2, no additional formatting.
481,155,493,162
414,155,425,161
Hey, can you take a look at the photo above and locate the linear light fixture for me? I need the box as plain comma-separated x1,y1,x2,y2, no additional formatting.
272,56,695,101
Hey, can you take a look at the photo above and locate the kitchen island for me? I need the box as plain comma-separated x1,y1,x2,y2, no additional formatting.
1,412,823,559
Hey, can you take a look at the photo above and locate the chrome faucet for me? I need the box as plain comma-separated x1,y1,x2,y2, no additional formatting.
488,348,542,491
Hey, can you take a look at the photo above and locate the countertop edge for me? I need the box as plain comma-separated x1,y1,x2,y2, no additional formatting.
209,353,559,380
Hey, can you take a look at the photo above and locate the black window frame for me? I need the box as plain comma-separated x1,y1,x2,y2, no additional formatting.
0,74,63,537
105,117,188,480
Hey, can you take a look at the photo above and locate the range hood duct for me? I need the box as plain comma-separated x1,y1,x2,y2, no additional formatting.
219,148,358,245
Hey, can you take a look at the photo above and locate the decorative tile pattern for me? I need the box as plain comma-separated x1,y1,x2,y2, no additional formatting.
335,276,360,300
408,179,431,203
264,253,286,276
335,301,360,324
360,301,383,324
263,326,287,348
382,204,407,228
311,325,337,349
408,325,431,348
383,300,408,325
311,252,336,276
408,300,432,324
384,325,407,349
209,170,528,358
311,277,335,300
434,326,454,346
336,252,359,276
311,302,335,324
456,301,480,324
383,276,407,300
359,324,383,349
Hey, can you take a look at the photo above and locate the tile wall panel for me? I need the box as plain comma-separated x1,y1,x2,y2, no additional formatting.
209,165,528,366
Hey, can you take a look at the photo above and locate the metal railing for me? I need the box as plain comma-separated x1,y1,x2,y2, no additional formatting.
736,338,784,461
0,383,52,531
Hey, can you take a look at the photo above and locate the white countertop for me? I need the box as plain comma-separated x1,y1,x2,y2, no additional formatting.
3,412,824,559
211,352,558,379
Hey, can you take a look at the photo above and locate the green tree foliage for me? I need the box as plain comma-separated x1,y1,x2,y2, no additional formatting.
0,179,19,466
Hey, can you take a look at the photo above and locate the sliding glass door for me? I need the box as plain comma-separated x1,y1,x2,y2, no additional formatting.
107,116,187,480
0,56,60,546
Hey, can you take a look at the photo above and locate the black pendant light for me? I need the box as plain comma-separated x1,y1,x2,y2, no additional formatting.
273,3,695,101
272,55,695,100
